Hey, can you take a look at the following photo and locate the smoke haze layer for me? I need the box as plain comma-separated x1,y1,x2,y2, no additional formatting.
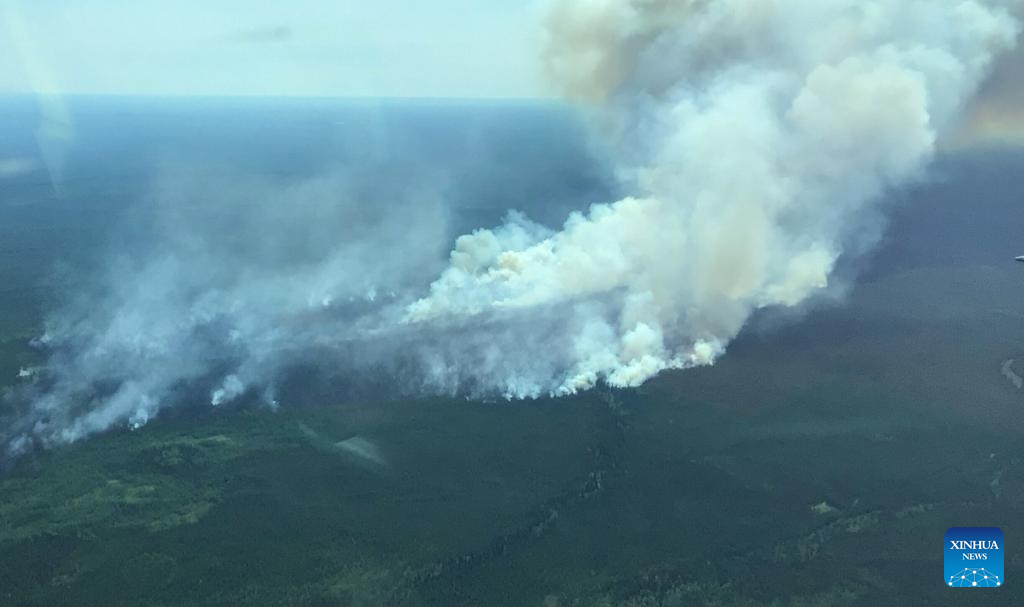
3,0,1021,451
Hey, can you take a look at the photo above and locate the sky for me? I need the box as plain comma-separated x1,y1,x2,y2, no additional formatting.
0,0,1021,137
0,0,545,98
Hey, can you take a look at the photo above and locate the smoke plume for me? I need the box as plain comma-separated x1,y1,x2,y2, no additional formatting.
408,0,1020,389
3,0,1020,452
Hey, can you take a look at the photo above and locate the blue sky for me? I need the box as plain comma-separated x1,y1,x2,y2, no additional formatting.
0,0,546,98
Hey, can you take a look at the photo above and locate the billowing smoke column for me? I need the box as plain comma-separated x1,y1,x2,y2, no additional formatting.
406,0,1020,391
3,0,1020,452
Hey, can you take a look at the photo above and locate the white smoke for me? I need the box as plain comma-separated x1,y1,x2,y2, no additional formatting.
405,0,1020,394
3,0,1020,452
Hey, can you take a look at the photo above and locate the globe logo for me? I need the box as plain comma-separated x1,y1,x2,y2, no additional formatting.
948,568,1001,587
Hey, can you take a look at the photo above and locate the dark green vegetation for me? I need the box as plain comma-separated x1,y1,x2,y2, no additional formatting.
2,100,1024,605
3,260,1024,606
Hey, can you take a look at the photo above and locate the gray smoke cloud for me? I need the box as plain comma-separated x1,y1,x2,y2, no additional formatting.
3,0,1021,453
4,164,452,449
409,0,1020,390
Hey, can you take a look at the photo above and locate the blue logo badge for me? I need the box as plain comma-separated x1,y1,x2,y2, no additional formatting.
945,527,1003,588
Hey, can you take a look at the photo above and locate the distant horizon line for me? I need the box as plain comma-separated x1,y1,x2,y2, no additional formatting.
0,91,561,104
